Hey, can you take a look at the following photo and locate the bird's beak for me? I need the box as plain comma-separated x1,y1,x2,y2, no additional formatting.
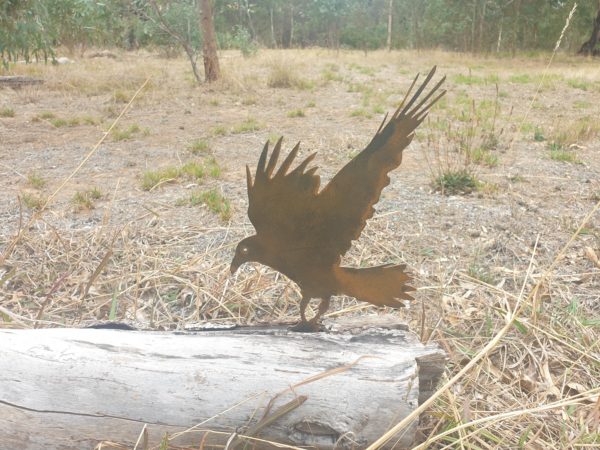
230,262,240,275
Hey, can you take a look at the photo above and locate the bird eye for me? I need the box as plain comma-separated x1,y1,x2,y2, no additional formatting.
241,246,249,254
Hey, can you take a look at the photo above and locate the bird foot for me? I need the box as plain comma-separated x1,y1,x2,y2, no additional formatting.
289,320,323,333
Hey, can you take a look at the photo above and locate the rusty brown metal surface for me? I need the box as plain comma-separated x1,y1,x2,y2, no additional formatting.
231,67,446,331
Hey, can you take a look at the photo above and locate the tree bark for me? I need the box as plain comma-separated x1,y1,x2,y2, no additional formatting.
200,0,220,82
0,318,445,450
579,0,600,56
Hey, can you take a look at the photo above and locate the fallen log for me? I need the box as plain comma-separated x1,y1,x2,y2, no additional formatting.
0,317,445,449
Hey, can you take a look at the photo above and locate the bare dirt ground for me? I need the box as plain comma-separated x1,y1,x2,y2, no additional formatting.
0,49,599,448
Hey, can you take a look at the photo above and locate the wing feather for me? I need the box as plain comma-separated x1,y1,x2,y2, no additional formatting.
317,66,446,262
247,141,321,248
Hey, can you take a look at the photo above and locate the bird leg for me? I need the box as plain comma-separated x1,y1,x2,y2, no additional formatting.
290,296,329,333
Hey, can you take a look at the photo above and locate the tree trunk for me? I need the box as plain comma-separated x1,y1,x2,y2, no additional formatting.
290,4,295,47
579,0,600,56
0,318,446,450
243,0,256,40
270,6,277,48
512,0,522,56
200,0,220,83
387,0,394,51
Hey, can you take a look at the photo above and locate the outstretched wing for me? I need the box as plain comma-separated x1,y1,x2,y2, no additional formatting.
246,137,321,247
317,66,446,261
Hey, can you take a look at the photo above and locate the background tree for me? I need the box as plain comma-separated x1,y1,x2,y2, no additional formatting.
579,0,600,54
201,0,220,82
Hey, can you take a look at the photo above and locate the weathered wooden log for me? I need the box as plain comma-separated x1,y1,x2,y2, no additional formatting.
0,76,43,88
0,318,445,450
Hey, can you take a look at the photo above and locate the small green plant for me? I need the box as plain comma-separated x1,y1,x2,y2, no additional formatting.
433,170,479,195
350,108,372,118
372,104,385,114
287,109,305,118
231,117,262,134
533,127,545,142
72,188,102,210
206,157,221,178
212,125,228,136
452,74,484,85
188,139,210,154
209,98,220,106
81,116,98,125
306,101,316,108
113,89,131,103
179,189,231,221
0,107,15,117
50,118,68,127
27,172,46,189
471,148,498,167
509,74,532,84
549,146,581,164
567,78,591,91
141,158,217,191
39,111,56,119
21,192,46,210
141,167,181,191
111,124,144,141
180,161,204,179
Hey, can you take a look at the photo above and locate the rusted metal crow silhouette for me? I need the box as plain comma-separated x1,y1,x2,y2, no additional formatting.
231,67,446,331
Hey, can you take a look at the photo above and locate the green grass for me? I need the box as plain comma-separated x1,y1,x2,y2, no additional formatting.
21,192,46,210
287,109,305,118
452,74,484,85
433,170,479,195
350,108,372,119
141,166,182,191
50,118,69,127
471,148,498,167
111,124,147,141
306,100,316,108
188,139,210,154
549,147,581,164
113,89,131,103
347,63,375,76
205,157,221,178
38,111,55,119
178,189,231,221
180,161,205,179
141,159,220,190
27,172,46,189
231,117,262,134
72,187,103,210
0,107,15,117
567,78,591,91
212,125,228,136
509,74,532,84
533,127,545,142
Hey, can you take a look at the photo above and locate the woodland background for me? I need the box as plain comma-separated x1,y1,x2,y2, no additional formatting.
2,0,600,64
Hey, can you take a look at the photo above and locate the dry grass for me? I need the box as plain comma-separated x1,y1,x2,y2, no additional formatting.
0,46,599,449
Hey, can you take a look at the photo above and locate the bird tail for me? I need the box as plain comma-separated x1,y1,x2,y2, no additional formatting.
337,264,414,308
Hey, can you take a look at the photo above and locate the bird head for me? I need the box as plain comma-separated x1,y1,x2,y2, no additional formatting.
230,236,260,275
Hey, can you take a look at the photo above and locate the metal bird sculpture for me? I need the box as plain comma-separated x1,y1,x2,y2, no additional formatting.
231,67,446,331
